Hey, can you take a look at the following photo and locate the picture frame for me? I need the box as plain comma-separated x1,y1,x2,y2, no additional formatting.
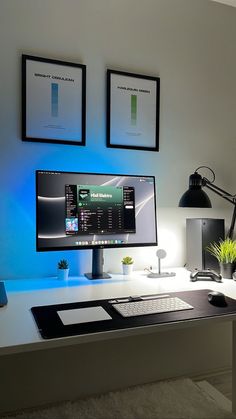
22,55,86,146
106,69,160,152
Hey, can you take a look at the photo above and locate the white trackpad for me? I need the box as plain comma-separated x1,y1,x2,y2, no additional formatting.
57,306,112,325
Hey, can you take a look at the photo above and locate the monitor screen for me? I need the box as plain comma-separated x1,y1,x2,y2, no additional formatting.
36,170,157,278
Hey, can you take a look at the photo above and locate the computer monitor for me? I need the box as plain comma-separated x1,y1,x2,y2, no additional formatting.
36,170,157,279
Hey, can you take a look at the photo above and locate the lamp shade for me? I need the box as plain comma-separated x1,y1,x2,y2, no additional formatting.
179,172,212,208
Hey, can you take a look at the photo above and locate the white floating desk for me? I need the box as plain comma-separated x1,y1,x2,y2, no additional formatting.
1,267,236,413
1,267,236,355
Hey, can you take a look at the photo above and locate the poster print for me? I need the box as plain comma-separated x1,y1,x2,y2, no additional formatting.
107,70,160,151
22,55,86,145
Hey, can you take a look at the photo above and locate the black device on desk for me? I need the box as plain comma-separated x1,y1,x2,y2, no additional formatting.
190,269,222,282
208,291,227,307
0,282,8,307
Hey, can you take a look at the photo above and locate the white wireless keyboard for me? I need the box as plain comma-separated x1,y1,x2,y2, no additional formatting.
112,296,194,318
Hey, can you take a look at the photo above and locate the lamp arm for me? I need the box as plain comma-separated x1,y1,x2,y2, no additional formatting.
203,177,236,239
228,205,236,239
203,177,235,205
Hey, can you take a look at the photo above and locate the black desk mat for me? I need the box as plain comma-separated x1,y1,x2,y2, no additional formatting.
31,289,236,339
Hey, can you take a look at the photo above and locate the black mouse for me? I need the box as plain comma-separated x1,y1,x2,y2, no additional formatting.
208,291,227,307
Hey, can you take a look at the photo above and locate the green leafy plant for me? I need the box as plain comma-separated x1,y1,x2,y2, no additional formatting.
121,256,134,265
58,259,69,270
206,238,236,264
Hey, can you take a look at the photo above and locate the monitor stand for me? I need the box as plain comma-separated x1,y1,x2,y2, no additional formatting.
85,248,111,280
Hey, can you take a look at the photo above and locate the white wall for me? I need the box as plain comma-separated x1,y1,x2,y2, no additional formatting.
0,0,236,279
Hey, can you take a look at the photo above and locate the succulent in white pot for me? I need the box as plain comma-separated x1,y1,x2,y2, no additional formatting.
121,256,134,276
57,259,69,280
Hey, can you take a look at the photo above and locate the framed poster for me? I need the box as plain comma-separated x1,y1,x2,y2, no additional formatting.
106,69,160,152
22,55,86,145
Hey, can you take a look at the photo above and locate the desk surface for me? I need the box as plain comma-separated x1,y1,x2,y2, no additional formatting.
1,267,236,355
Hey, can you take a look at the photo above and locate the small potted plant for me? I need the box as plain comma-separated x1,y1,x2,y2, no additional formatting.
57,259,69,281
121,256,134,275
206,238,236,279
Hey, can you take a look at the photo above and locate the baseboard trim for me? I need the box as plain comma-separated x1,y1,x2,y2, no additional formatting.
196,380,232,412
190,366,232,381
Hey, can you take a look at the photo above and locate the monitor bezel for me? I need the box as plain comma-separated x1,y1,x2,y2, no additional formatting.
36,170,158,252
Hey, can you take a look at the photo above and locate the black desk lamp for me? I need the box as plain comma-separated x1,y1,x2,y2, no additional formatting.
179,166,236,239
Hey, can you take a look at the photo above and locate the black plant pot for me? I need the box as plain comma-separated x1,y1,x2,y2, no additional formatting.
220,262,234,279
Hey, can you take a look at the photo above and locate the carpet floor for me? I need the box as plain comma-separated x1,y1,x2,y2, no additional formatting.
2,377,236,419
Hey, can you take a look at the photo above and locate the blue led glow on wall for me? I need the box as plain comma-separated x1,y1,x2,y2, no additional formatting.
51,83,59,117
0,131,149,282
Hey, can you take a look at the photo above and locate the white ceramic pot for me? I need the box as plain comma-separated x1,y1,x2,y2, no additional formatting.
122,264,133,275
57,268,69,281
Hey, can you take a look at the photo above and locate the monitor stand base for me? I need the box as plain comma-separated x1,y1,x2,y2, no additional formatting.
85,272,111,280
85,248,111,280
